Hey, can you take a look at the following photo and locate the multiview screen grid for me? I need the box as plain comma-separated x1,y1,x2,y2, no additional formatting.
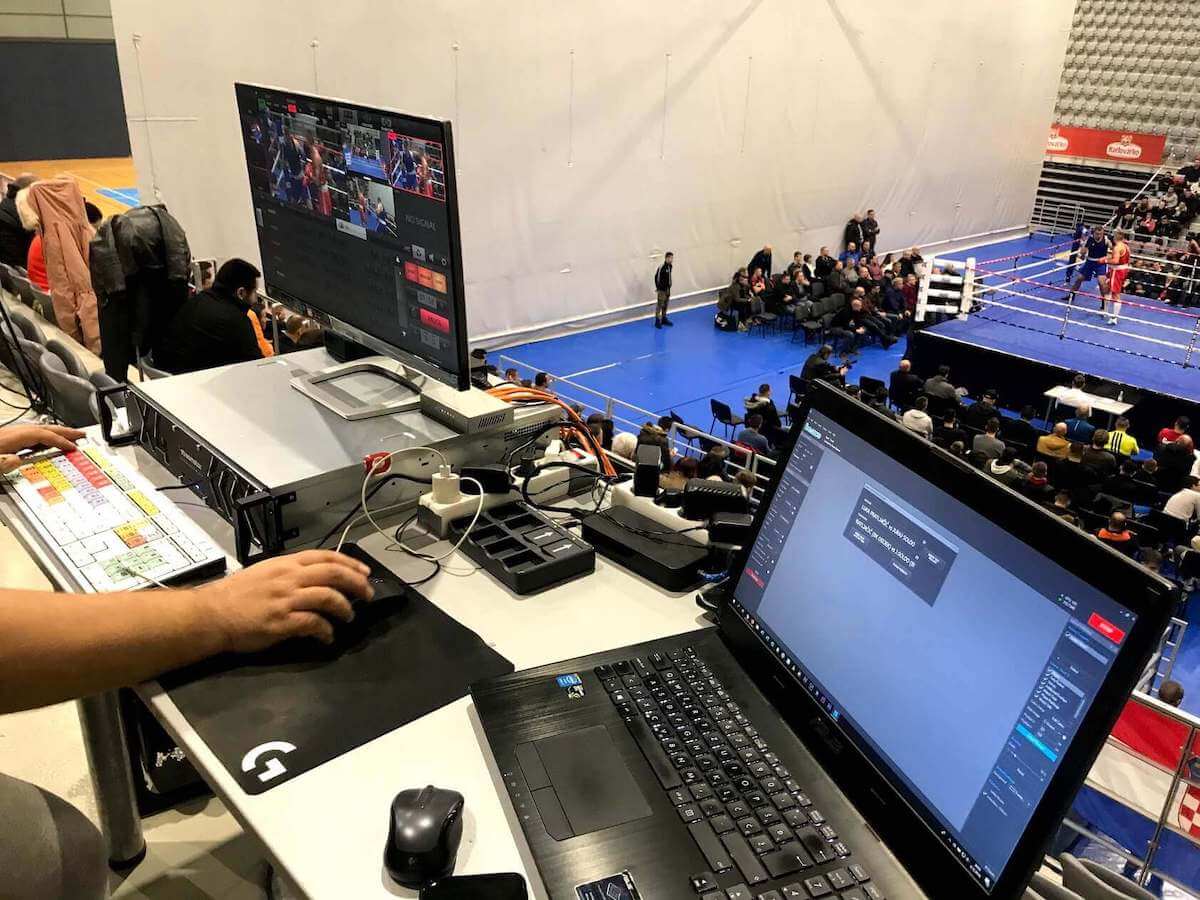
237,85,460,379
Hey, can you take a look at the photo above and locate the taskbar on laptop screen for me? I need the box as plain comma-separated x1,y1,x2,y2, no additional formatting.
731,408,1136,893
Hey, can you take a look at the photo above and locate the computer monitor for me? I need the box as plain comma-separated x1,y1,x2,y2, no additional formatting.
234,83,469,416
729,384,1172,898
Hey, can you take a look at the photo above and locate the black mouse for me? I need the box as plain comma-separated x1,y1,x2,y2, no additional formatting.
385,785,465,888
338,541,410,606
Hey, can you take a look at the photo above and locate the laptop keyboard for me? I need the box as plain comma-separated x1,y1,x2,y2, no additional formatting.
597,646,884,900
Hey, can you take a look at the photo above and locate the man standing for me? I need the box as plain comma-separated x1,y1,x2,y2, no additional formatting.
888,358,923,410
814,246,836,281
1105,229,1130,326
748,245,773,280
844,213,865,251
654,251,674,328
1063,225,1111,312
862,209,880,253
1062,220,1087,284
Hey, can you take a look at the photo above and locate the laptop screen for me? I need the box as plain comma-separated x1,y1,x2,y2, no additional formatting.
732,407,1137,893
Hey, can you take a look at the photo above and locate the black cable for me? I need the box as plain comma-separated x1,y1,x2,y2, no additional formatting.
388,510,444,585
315,471,433,549
519,460,618,516
0,405,31,428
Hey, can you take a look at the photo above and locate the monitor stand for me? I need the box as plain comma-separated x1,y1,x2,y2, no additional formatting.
290,356,427,420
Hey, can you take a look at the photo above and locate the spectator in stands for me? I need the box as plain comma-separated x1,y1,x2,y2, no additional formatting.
611,431,638,459
1080,430,1118,483
801,344,847,384
1003,406,1041,448
504,367,520,383
866,385,896,421
862,209,880,253
1063,406,1095,443
637,421,671,470
1160,680,1186,707
736,414,771,455
1022,461,1055,502
898,249,915,278
787,252,803,276
698,447,730,481
1155,434,1196,492
1096,511,1138,558
947,440,967,458
534,371,554,391
1140,548,1163,576
985,447,1025,488
963,388,1000,430
922,364,960,404
745,384,782,436
973,418,1005,460
1051,491,1076,522
888,359,922,410
831,297,896,350
814,247,836,281
901,395,933,439
156,258,268,374
734,469,757,498
1103,459,1145,505
1104,416,1140,457
1037,422,1071,459
1164,475,1200,526
865,254,883,283
0,173,34,267
1158,415,1190,446
653,250,673,329
24,217,49,291
839,242,860,266
843,261,859,290
825,260,848,295
932,410,967,449
901,274,919,317
844,213,865,252
747,245,773,280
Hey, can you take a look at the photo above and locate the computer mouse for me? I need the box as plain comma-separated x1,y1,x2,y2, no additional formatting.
338,541,411,606
385,785,465,888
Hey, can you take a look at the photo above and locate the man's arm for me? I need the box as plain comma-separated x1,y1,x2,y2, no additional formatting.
0,550,372,714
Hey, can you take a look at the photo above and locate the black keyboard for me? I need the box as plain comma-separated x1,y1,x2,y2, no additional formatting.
597,647,884,900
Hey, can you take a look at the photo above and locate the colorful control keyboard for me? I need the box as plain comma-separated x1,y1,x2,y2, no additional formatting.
4,438,226,592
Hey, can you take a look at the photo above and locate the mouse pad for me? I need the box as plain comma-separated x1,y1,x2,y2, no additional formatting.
157,588,513,794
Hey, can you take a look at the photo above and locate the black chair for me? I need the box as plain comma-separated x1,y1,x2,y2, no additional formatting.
709,399,743,438
1177,548,1200,582
859,375,886,398
788,374,810,408
753,311,779,337
669,410,699,448
44,338,88,379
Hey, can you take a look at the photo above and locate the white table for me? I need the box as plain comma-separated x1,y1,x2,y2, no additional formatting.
1,429,708,898
1043,385,1133,427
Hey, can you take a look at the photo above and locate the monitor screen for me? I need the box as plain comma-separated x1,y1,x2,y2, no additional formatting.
732,407,1137,893
235,83,468,388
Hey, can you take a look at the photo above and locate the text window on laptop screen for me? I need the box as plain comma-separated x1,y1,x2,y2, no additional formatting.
733,409,1136,891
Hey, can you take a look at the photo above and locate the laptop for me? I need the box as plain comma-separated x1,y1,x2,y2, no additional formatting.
472,382,1173,900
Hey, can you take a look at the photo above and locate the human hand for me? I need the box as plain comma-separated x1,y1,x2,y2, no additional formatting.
197,550,375,652
0,425,86,464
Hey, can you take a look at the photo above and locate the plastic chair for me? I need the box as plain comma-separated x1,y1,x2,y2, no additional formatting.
859,375,886,398
709,399,743,438
669,410,699,448
9,307,46,345
44,337,88,379
28,285,54,322
39,351,98,427
788,374,810,408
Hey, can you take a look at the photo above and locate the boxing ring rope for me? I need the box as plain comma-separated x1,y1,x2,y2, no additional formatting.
917,238,1200,369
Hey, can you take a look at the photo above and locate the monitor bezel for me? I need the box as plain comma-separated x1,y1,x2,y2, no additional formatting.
234,82,471,391
721,380,1175,899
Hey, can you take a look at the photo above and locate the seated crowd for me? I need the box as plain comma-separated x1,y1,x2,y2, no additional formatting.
713,210,922,351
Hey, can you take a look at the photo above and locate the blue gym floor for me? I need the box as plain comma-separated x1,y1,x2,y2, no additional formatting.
497,231,1200,722
97,186,138,207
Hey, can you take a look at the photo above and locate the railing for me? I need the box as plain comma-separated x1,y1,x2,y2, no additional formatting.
1031,197,1086,238
495,353,779,495
1138,616,1189,695
1063,688,1200,895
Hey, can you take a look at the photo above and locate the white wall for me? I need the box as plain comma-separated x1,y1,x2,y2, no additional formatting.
110,0,1073,343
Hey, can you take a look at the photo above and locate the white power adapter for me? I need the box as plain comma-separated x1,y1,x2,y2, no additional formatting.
431,465,461,504
418,465,505,538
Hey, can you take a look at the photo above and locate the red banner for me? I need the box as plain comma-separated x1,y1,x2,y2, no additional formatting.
1047,124,1166,165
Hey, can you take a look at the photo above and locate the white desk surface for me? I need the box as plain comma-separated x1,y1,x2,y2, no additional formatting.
99,440,712,899
1043,385,1133,417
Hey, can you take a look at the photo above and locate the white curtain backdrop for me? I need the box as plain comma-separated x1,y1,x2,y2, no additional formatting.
110,0,1073,343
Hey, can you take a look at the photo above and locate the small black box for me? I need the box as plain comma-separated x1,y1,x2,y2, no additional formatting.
682,478,748,520
633,444,661,497
581,506,708,591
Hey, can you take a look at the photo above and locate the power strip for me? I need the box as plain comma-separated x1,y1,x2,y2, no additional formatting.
609,482,709,545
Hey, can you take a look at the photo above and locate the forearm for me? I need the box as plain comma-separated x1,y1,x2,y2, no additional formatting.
0,587,227,713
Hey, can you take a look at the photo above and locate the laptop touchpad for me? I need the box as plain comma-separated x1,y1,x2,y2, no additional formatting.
530,724,651,838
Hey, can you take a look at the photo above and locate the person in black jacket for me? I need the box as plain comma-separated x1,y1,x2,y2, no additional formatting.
862,209,880,253
801,344,847,384
747,245,773,280
813,246,836,281
0,174,35,268
844,214,865,250
156,259,265,374
1002,405,1041,448
962,389,1000,430
830,298,895,351
888,359,923,410
653,251,673,328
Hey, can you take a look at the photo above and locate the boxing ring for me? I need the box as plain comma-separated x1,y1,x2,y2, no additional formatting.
910,236,1200,438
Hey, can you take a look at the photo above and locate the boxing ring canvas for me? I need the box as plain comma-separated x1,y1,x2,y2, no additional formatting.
910,234,1200,445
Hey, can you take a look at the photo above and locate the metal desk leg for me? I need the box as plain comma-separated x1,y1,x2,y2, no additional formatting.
77,691,146,867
